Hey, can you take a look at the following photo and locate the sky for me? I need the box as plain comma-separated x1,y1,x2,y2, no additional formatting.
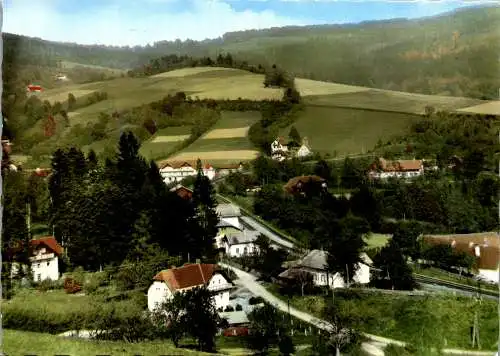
2,0,494,46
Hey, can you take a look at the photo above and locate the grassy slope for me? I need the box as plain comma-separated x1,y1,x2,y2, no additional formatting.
23,65,493,167
3,330,209,356
8,6,498,99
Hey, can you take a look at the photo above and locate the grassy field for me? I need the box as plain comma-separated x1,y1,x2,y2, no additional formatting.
167,110,262,163
456,101,500,115
139,126,193,160
364,233,391,249
273,290,499,351
304,89,483,115
3,329,210,356
281,105,420,156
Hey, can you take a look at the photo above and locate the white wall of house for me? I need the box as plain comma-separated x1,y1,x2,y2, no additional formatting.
31,256,60,281
227,243,258,258
371,170,423,180
147,281,172,312
478,269,499,284
160,166,215,184
304,263,371,289
296,145,311,158
147,274,231,313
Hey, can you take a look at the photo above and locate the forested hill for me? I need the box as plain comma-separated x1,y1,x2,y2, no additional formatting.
3,5,499,99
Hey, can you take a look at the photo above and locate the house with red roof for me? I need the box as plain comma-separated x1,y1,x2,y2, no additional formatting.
11,236,64,282
368,157,425,180
147,263,233,312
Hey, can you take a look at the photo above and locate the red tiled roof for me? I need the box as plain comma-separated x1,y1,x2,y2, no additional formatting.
153,263,219,291
31,236,64,256
372,158,423,172
284,175,325,194
158,160,214,170
171,185,193,200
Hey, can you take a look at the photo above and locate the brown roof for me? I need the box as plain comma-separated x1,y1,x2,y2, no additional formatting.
284,175,325,194
423,232,499,270
153,263,219,291
170,185,193,200
374,158,423,172
31,236,64,256
158,160,213,170
217,163,243,170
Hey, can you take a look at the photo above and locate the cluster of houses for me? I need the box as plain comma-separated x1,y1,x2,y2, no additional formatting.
270,136,312,161
158,160,244,185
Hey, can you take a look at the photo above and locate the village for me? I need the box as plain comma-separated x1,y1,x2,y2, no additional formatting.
4,128,499,356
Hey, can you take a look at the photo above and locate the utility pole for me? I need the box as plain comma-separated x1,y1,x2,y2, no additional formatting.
26,202,31,240
345,264,350,289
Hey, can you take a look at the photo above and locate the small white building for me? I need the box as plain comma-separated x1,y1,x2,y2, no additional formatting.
296,137,312,158
147,263,233,313
224,230,260,258
11,236,63,282
216,204,242,230
279,249,372,289
158,161,216,184
270,137,289,161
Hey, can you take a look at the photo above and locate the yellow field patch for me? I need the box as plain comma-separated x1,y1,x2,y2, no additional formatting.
151,135,190,143
150,66,241,78
67,112,80,118
202,127,250,139
456,101,500,115
169,150,259,161
295,78,370,96
41,89,94,103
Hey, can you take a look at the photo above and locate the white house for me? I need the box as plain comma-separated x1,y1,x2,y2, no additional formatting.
296,137,312,158
216,204,242,230
11,236,63,282
158,161,216,184
55,74,68,81
224,230,260,258
279,249,372,289
147,263,233,312
270,137,289,161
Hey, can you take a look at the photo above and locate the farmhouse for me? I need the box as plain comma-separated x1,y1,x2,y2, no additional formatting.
216,162,244,177
11,236,64,282
223,230,260,258
147,263,233,312
26,84,43,93
368,157,424,180
284,175,327,196
279,249,372,289
422,232,499,283
270,137,289,161
158,161,215,184
215,204,243,250
170,184,193,201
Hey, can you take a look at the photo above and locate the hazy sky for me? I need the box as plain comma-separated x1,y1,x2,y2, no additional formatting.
2,0,492,46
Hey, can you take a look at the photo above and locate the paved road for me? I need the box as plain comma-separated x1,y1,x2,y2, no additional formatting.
220,263,497,356
240,215,295,250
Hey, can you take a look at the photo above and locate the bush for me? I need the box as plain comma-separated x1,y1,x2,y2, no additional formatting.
235,304,243,311
224,305,234,312
249,296,264,305
63,277,82,294
35,279,64,292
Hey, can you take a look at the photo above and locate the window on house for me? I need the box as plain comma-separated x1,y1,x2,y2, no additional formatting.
47,262,50,266
321,275,326,282
37,274,41,281
236,248,239,254
37,263,40,268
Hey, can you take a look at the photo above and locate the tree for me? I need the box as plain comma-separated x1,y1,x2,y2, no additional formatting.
67,93,76,110
192,159,218,261
253,235,288,281
372,240,417,290
314,160,332,182
340,158,365,189
278,333,295,356
326,215,368,284
247,302,289,355
349,184,382,231
288,126,301,147
391,220,423,261
155,286,228,352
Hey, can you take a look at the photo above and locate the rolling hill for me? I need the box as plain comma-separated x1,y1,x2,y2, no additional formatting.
13,66,495,169
3,5,499,100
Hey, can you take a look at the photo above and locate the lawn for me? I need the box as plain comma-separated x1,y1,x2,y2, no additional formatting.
139,126,193,160
363,233,391,249
282,291,499,351
281,105,419,156
304,89,483,115
211,111,262,130
3,330,212,356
